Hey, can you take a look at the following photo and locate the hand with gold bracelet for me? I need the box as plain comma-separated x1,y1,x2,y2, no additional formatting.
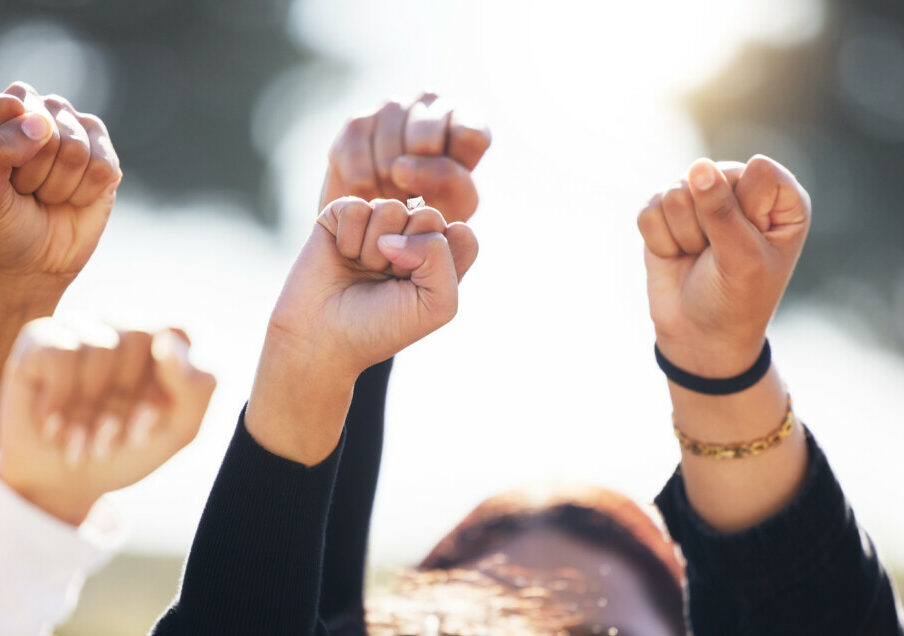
637,155,811,532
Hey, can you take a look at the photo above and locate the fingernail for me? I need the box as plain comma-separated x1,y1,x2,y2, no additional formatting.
378,234,407,252
42,412,63,441
127,404,158,447
92,414,121,460
391,156,416,189
21,114,51,141
64,426,87,468
690,161,717,190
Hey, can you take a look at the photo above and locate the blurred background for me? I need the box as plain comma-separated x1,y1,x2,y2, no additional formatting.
0,0,902,633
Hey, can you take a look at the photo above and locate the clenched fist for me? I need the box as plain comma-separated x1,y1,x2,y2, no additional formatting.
321,93,491,223
246,197,478,465
0,319,216,526
637,155,811,376
0,82,121,305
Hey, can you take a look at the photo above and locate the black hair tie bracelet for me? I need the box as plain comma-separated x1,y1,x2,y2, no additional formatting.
654,339,771,395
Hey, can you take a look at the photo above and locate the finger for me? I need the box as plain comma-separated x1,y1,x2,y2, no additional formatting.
9,86,61,194
661,181,708,255
328,113,379,201
390,155,477,223
447,111,491,170
5,318,80,435
35,96,91,205
404,96,452,156
360,199,409,271
315,196,372,260
0,113,54,172
735,154,812,236
444,222,479,282
390,206,448,278
376,232,459,323
69,113,121,208
63,423,88,468
0,93,25,124
403,206,447,235
372,100,407,200
151,329,216,449
69,323,119,420
637,194,682,258
687,158,763,272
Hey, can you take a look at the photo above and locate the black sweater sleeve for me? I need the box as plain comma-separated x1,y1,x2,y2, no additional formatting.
655,428,904,636
318,358,393,633
152,407,345,636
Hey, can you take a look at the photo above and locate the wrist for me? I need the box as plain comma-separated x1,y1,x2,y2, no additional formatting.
246,328,357,466
0,471,96,526
654,331,766,378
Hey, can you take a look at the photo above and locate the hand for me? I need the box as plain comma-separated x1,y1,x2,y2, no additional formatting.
246,197,478,465
320,93,491,223
0,319,216,526
637,155,811,376
0,82,121,308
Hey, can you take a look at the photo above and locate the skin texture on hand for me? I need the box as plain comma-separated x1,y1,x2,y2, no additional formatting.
638,155,811,532
0,81,122,376
0,319,216,526
245,197,478,467
320,93,491,223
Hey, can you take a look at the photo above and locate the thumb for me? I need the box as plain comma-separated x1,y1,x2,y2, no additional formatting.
0,113,53,170
687,158,763,273
377,232,459,319
390,155,477,222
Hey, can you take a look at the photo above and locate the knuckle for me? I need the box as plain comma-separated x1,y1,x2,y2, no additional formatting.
662,185,691,212
344,115,373,137
378,99,403,115
43,94,73,111
56,136,91,166
636,206,660,233
5,81,33,98
746,154,778,179
83,159,116,185
77,113,108,135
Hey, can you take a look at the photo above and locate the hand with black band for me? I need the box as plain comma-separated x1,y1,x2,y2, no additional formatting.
637,155,811,533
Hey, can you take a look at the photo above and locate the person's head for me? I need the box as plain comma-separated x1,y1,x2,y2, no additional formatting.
367,486,685,635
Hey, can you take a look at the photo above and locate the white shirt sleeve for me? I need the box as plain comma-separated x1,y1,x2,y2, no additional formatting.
0,479,126,636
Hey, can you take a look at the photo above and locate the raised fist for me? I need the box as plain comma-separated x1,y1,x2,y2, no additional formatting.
0,319,216,526
0,81,121,308
637,155,811,376
321,93,491,223
246,197,478,465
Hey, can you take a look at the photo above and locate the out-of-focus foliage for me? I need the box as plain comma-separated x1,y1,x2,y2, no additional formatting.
688,0,904,349
0,0,315,224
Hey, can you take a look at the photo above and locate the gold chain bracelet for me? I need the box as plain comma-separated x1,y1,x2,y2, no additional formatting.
673,394,796,460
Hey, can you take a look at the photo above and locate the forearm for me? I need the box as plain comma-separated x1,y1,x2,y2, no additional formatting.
666,361,808,532
245,326,356,466
657,429,904,636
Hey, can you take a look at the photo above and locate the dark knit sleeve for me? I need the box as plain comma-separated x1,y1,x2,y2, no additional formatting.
656,428,904,636
318,358,393,634
152,406,345,636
